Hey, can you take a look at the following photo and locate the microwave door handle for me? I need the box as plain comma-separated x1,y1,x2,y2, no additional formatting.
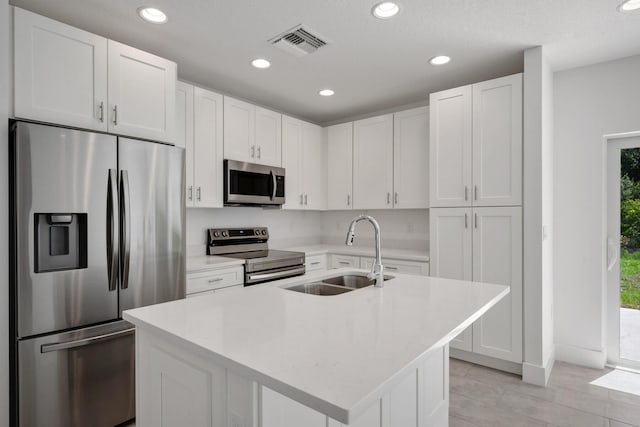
271,171,276,200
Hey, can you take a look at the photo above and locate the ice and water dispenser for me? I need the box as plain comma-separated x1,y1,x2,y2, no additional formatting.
34,213,87,272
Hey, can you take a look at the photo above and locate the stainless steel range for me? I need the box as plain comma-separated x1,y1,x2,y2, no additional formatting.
208,227,305,285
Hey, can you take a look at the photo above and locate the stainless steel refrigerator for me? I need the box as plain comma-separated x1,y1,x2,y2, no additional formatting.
9,121,186,427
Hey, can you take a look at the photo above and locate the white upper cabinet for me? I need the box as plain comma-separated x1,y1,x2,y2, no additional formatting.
255,107,282,167
14,8,177,143
224,96,255,162
107,40,176,143
472,207,522,363
393,106,430,209
14,8,108,131
429,207,473,352
224,97,282,167
429,86,473,208
301,123,327,210
327,122,353,210
472,74,523,206
176,81,194,206
282,116,303,209
193,87,224,208
353,114,394,209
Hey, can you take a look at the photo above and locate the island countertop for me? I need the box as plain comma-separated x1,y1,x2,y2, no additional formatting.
123,268,508,423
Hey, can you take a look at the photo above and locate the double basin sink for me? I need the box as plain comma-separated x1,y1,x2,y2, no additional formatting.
285,274,394,296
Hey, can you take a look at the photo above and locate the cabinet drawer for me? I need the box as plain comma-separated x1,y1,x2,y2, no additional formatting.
305,255,327,272
187,266,243,295
361,258,429,276
329,254,361,269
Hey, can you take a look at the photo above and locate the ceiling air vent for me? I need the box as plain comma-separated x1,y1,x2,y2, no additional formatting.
269,25,329,57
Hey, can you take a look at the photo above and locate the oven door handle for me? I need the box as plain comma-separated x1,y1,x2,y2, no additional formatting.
270,170,276,201
246,266,306,283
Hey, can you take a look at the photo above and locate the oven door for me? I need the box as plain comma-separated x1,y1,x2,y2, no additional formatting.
224,160,285,206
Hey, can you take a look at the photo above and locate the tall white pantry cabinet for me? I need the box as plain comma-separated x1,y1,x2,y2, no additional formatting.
429,73,523,366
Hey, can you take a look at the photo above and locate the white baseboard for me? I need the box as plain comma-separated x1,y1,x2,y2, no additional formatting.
555,343,606,369
450,348,522,375
522,347,555,386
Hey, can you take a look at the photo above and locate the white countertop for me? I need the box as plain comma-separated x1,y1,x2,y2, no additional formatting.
278,244,429,262
186,255,245,273
124,269,507,423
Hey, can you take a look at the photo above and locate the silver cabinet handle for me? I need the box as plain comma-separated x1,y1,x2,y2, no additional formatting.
387,192,391,204
257,146,261,159
300,194,303,205
464,186,468,201
251,145,255,158
208,277,224,283
98,101,104,122
41,327,135,353
474,185,478,201
465,212,468,228
304,194,308,205
338,261,350,265
475,212,478,229
197,187,201,201
119,170,131,290
107,169,119,291
310,261,321,265
112,105,118,125
188,185,193,201
347,194,351,206
395,192,398,205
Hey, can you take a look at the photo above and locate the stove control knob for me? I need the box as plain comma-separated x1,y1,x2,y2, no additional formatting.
255,229,260,236
213,231,220,238
262,230,267,236
221,231,228,237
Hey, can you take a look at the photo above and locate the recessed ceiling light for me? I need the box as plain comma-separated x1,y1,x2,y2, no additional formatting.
429,55,451,66
319,89,335,97
137,6,168,24
251,59,271,69
618,0,640,12
372,2,400,19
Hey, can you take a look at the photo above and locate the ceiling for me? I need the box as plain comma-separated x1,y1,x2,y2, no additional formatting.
10,0,640,125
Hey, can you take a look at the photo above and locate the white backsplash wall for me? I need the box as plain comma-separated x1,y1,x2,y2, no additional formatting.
186,207,326,256
186,208,429,256
321,209,429,251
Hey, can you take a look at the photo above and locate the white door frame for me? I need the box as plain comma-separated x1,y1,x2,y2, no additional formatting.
605,132,640,369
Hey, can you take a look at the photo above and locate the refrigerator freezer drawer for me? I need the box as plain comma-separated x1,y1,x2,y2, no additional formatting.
17,321,135,427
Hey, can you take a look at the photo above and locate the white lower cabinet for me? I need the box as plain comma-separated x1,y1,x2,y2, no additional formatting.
430,206,522,363
361,258,429,276
305,255,327,272
186,266,244,297
329,254,361,269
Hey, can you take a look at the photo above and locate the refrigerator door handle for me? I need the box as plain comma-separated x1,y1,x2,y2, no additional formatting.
107,169,118,291
40,327,135,353
120,170,131,290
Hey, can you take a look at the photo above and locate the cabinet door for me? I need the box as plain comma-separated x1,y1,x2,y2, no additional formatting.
472,207,523,362
393,106,429,209
193,87,223,208
429,208,473,351
282,116,303,210
472,74,523,206
262,387,326,427
429,86,472,207
223,96,255,162
107,40,176,143
329,254,361,269
361,258,429,276
327,122,354,210
14,8,108,131
302,123,327,210
255,107,282,167
176,81,194,207
353,114,394,209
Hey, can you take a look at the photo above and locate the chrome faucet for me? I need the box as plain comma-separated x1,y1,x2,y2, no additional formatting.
345,215,384,288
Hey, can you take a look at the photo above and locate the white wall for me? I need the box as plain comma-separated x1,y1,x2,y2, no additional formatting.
522,46,555,385
554,54,640,367
1,2,10,425
186,208,429,255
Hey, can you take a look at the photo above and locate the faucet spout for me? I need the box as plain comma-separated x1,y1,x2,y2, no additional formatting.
344,215,384,288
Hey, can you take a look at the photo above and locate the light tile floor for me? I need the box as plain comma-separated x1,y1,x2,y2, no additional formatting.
450,358,640,427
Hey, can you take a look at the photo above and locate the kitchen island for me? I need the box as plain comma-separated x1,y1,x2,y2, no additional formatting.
123,269,508,427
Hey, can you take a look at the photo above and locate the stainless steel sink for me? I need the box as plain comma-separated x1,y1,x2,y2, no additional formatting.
285,283,353,296
322,274,394,289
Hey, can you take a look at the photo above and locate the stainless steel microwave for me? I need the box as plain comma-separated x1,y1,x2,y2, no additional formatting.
224,160,285,206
